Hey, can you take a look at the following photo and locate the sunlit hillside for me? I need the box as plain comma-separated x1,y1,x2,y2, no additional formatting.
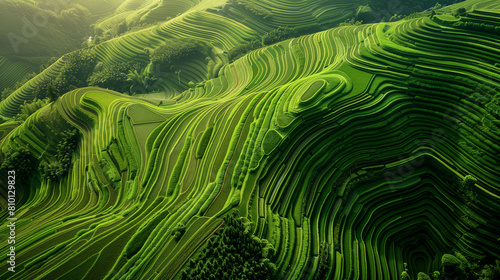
0,0,499,279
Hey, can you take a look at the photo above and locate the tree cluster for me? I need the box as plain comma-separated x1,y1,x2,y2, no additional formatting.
347,1,466,24
455,7,467,17
262,26,297,46
0,147,36,177
33,49,97,100
39,128,80,181
402,253,500,280
58,49,97,89
366,0,461,21
87,62,140,93
461,175,478,204
227,26,297,62
338,18,364,27
15,98,51,121
89,21,129,46
180,210,277,280
125,68,164,95
314,242,330,280
172,223,186,241
228,40,262,62
228,0,273,20
452,21,500,34
150,40,205,73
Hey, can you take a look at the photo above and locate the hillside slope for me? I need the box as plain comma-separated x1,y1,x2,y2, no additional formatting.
0,0,500,279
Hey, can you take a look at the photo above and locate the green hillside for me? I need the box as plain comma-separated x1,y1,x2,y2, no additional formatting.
0,0,373,115
1,0,500,279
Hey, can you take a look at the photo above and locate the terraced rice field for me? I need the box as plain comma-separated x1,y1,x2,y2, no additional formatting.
0,57,38,93
0,0,500,279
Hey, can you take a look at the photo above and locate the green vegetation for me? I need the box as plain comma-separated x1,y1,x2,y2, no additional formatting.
39,128,80,181
228,0,273,19
228,27,297,62
57,49,97,89
1,72,37,101
338,18,364,27
196,126,214,159
88,62,140,92
228,40,263,62
15,98,50,121
172,223,187,241
125,206,168,258
366,0,463,20
0,0,499,279
0,57,57,101
0,147,36,176
151,40,205,73
314,242,330,280
401,253,500,280
32,49,97,100
456,7,468,16
262,27,297,46
180,211,276,280
0,0,95,57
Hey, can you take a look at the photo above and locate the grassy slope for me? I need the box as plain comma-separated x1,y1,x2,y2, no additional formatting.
0,57,38,92
0,0,500,279
0,0,105,57
0,0,365,117
0,0,125,93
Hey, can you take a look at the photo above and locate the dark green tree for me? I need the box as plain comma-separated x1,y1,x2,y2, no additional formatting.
401,263,411,280
172,223,186,241
15,98,50,121
479,260,500,280
88,62,140,92
46,82,60,101
39,128,80,181
262,26,297,45
417,272,431,280
180,210,277,280
151,40,205,73
441,254,467,280
1,147,36,176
